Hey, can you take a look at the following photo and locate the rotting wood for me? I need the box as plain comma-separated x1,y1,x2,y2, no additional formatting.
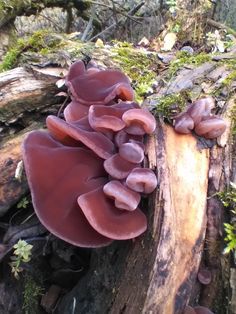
56,123,210,314
0,43,235,313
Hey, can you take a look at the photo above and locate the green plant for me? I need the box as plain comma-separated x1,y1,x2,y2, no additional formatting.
9,240,33,279
23,275,43,314
219,182,236,255
152,92,187,119
17,197,29,209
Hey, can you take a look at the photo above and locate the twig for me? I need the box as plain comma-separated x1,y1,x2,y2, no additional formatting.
89,1,141,24
81,7,95,41
89,1,145,41
207,18,236,36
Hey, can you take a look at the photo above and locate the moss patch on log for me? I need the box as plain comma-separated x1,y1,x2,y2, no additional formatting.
110,42,158,102
0,30,62,71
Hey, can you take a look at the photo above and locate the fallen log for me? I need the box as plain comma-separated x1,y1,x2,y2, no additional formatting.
0,40,235,314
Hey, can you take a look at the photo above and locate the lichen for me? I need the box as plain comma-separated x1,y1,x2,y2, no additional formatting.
110,42,157,103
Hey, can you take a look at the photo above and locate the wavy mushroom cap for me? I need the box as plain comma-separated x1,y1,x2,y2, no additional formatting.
103,180,141,211
104,154,139,180
78,187,147,239
46,115,115,159
114,129,143,147
197,267,212,285
64,100,89,122
66,61,134,105
22,131,112,247
174,112,194,134
187,97,215,125
194,116,227,139
126,168,157,194
122,108,156,135
119,142,144,164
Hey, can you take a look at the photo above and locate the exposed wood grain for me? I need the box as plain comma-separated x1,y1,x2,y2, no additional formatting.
56,123,209,314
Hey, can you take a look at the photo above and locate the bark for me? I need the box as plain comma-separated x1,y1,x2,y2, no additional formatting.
0,42,235,314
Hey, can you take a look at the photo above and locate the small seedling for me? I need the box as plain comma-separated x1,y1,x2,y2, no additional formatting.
9,240,33,279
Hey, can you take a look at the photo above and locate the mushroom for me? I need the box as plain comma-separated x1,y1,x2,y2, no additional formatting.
103,180,141,211
114,129,143,148
22,59,158,247
77,187,147,239
46,115,116,159
104,154,139,180
88,105,126,133
187,97,215,125
64,100,89,122
197,267,212,285
173,97,226,139
22,130,112,247
66,61,134,105
174,112,194,134
118,142,144,164
194,116,227,139
122,108,157,135
126,168,157,194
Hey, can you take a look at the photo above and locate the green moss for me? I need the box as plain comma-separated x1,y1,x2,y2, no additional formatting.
0,30,62,71
23,275,43,314
152,92,187,119
167,51,211,78
111,43,157,103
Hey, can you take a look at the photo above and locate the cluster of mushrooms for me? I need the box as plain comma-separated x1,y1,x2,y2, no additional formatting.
22,60,157,247
174,96,226,138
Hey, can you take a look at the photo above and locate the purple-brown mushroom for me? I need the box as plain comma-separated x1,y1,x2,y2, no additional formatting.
104,154,139,179
22,131,112,247
197,267,212,285
173,97,226,139
78,187,147,239
174,112,194,134
122,108,156,135
126,168,157,194
46,115,115,159
22,59,158,247
194,116,227,139
119,142,144,164
66,60,135,105
103,180,141,211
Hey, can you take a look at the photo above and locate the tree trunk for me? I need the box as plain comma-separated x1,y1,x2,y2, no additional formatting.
0,41,235,314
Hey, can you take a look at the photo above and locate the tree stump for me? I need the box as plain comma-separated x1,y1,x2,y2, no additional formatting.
0,40,235,314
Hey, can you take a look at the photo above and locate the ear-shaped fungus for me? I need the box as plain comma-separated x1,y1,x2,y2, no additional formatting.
194,116,226,139
126,168,158,194
46,115,115,159
122,108,157,135
174,97,226,139
22,59,158,247
174,112,194,134
22,131,112,247
66,60,135,105
78,187,146,239
103,180,141,211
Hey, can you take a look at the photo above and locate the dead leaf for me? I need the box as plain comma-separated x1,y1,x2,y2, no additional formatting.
162,32,177,51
